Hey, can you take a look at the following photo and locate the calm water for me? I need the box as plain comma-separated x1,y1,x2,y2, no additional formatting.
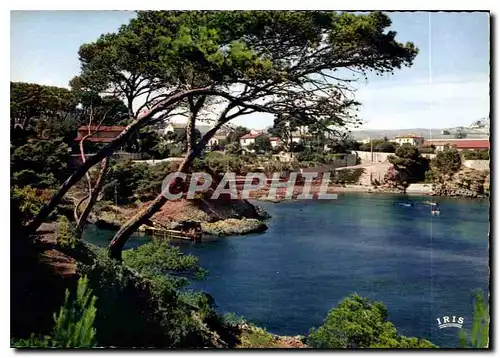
84,193,490,348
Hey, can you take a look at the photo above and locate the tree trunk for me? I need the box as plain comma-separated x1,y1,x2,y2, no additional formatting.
76,157,110,236
25,88,210,235
74,194,89,222
186,96,206,154
108,121,226,261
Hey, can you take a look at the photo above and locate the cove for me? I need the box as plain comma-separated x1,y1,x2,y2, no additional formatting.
84,193,490,348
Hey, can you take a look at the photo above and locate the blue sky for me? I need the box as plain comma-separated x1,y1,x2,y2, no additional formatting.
10,11,490,130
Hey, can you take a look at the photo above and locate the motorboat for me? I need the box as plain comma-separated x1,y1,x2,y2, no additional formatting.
423,201,438,206
398,202,413,207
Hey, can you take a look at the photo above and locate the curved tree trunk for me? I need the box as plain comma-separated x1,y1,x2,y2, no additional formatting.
76,157,110,236
25,87,211,235
74,194,89,222
108,120,227,261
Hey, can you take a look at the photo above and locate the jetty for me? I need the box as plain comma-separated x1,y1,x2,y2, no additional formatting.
141,225,202,242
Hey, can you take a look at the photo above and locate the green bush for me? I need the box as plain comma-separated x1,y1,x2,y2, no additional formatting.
424,169,439,183
51,276,97,348
433,148,462,175
332,168,365,184
75,242,214,348
462,149,489,160
11,169,58,189
419,145,435,154
459,290,489,348
11,186,52,224
11,138,71,187
56,216,79,250
122,239,206,290
101,160,177,204
223,312,247,326
307,294,436,348
12,276,98,348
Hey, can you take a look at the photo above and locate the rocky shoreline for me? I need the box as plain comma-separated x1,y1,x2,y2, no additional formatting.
90,198,271,238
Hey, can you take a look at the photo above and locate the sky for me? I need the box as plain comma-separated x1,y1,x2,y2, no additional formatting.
10,11,490,130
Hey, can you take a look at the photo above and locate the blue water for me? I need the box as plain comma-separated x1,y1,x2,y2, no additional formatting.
84,193,490,348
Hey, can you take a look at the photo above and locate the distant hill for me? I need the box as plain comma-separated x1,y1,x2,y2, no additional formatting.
348,128,489,141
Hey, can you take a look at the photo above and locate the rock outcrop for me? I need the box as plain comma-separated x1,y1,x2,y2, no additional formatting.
201,218,268,236
431,168,489,198
91,196,270,237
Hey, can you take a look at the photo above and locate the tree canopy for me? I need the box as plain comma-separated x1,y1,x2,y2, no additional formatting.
24,11,419,257
308,294,436,348
249,134,272,154
10,82,78,130
385,145,429,190
433,148,462,175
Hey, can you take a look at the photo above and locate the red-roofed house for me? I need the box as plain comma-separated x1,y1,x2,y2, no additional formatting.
424,139,490,151
240,131,263,148
269,137,283,148
394,134,424,146
75,125,127,143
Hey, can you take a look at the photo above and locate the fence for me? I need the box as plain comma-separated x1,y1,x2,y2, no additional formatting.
355,151,436,163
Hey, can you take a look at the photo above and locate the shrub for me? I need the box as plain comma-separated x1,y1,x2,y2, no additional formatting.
433,148,462,175
419,145,435,154
11,185,51,224
76,242,212,347
102,160,155,203
223,312,247,326
56,215,79,250
307,294,436,348
122,239,206,290
332,168,365,184
459,290,489,348
11,138,71,186
240,329,275,348
12,276,98,348
462,149,490,160
51,276,97,348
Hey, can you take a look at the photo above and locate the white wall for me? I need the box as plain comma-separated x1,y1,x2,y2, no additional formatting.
355,151,436,163
240,138,256,147
355,151,392,163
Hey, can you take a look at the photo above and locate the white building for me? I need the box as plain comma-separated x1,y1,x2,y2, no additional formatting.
164,122,185,136
207,135,227,149
394,134,424,146
240,132,262,147
269,137,283,148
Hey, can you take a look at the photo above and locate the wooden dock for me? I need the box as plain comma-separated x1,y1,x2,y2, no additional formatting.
141,225,202,242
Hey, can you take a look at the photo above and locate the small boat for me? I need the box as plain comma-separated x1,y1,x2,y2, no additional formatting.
398,202,413,207
424,201,438,206
431,210,440,215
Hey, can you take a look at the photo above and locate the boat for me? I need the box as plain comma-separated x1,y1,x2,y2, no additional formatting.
423,201,438,206
398,202,413,207
431,210,440,215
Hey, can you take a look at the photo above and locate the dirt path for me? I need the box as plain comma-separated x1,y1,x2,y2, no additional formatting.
36,222,77,276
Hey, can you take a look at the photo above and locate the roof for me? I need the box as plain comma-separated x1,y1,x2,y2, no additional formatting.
75,125,126,142
77,125,127,132
423,139,490,149
240,133,263,139
74,137,117,143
